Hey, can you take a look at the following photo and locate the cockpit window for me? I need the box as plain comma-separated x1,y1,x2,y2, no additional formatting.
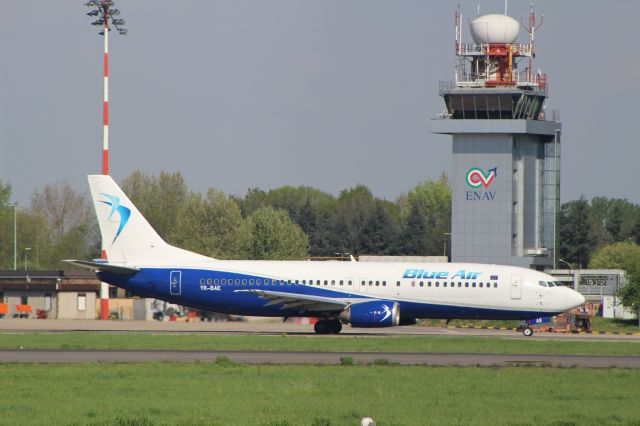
538,281,548,287
547,281,556,287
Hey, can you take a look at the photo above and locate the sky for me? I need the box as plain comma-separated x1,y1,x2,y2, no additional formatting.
1,1,639,205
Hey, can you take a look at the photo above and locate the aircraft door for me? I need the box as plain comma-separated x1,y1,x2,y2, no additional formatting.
170,270,182,295
510,274,522,300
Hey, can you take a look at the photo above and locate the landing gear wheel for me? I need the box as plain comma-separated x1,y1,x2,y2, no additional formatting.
314,320,329,334
523,327,534,337
328,319,342,334
314,319,342,334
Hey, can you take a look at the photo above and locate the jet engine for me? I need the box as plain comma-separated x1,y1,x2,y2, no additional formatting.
340,300,400,327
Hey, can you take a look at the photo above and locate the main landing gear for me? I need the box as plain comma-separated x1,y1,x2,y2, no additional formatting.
314,319,343,334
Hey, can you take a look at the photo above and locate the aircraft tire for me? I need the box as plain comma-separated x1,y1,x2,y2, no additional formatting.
314,320,330,334
328,319,342,334
523,327,534,337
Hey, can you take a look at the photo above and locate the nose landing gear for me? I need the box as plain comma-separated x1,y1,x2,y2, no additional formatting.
522,327,534,337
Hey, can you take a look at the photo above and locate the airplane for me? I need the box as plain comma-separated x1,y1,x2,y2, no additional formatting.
67,175,585,336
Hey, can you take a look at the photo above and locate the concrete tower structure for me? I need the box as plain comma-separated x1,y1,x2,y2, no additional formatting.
432,7,561,270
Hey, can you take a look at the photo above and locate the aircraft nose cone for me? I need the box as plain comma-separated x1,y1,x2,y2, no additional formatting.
566,289,585,310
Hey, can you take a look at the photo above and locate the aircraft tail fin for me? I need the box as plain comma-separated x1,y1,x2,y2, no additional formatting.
88,175,212,266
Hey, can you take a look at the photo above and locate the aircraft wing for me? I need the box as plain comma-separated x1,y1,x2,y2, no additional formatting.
234,289,351,312
63,260,140,275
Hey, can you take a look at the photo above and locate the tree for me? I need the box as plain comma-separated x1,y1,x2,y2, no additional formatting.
30,181,93,245
558,197,599,268
398,175,451,256
333,185,376,255
171,189,250,259
27,182,97,269
633,219,640,245
590,197,640,244
360,199,401,255
121,171,189,241
247,206,308,260
590,242,640,312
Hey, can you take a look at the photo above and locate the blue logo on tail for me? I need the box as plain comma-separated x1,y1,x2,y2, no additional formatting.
100,193,131,244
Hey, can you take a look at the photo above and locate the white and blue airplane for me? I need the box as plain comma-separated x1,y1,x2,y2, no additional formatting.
68,175,585,336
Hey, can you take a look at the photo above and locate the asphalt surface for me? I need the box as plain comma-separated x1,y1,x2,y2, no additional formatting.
1,349,639,368
1,319,639,342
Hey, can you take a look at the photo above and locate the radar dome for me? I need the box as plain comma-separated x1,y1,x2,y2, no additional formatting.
470,14,520,44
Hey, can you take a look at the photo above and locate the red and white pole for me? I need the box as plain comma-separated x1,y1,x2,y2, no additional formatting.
100,16,110,320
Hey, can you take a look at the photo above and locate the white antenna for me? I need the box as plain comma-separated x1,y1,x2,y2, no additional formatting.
504,0,508,15
477,1,480,16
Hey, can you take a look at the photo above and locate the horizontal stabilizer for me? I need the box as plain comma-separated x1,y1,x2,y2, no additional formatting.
63,260,140,275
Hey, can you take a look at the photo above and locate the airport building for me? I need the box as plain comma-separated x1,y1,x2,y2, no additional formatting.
432,9,562,270
0,271,154,320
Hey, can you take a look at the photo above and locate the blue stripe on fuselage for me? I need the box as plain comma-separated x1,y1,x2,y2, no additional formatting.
98,267,562,320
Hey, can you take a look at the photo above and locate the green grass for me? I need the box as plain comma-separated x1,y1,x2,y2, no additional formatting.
0,363,638,425
591,316,640,333
1,332,639,356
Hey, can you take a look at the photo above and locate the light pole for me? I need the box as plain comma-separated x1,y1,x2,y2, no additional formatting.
443,233,452,260
24,247,31,271
85,0,127,320
9,204,17,271
558,258,575,289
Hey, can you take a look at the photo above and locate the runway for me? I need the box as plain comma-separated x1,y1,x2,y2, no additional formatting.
1,349,639,367
1,319,639,342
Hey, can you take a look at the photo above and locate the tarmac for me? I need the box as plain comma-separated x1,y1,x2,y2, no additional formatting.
0,318,639,342
1,319,639,367
0,349,639,367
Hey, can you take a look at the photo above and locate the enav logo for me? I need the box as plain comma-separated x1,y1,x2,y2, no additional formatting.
466,167,497,189
465,167,497,201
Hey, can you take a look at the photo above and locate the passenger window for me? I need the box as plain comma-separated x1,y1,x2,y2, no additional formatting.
465,282,469,288
369,281,373,286
383,281,386,286
472,282,476,288
458,282,462,288
207,279,212,284
265,279,270,285
396,281,400,287
339,280,344,286
435,282,439,287
235,279,240,285
419,282,424,287
428,282,432,287
324,280,328,285
494,283,498,288
249,279,254,285
221,279,226,285
479,282,483,288
331,280,335,286
361,281,365,286
348,280,353,286
375,281,379,286
443,282,447,287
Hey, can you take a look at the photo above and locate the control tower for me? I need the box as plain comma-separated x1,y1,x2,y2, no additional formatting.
432,7,561,270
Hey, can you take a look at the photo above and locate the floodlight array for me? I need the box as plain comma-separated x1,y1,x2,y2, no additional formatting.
85,0,127,35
